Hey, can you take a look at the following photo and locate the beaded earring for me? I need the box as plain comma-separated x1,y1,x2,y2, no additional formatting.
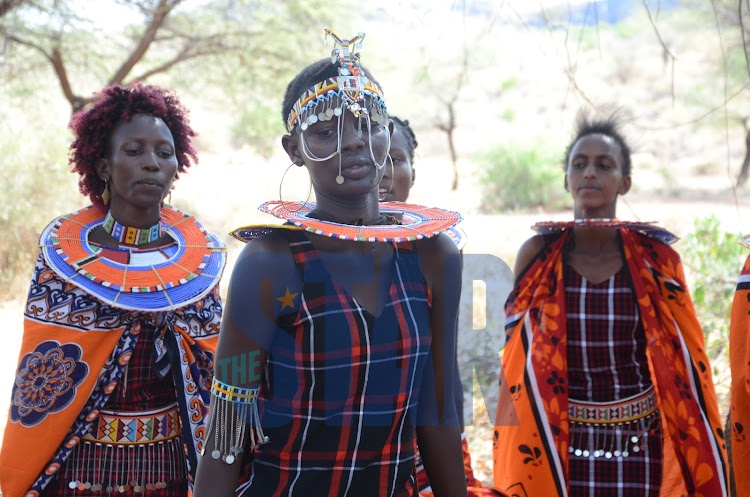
101,181,111,206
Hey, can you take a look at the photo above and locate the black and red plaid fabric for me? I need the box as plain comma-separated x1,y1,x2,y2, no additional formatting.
237,232,432,496
41,324,188,496
565,264,663,496
107,321,177,411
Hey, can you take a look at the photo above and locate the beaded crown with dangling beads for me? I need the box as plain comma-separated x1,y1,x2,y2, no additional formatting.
285,29,389,134
285,29,390,185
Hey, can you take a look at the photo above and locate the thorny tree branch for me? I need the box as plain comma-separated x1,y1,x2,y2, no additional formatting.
642,0,677,106
107,0,182,86
741,0,750,78
2,33,87,109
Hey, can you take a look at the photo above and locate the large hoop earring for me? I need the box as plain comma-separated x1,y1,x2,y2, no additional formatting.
379,155,394,202
279,162,312,212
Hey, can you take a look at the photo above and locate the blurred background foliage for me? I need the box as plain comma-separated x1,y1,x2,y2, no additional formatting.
477,141,568,214
681,215,746,396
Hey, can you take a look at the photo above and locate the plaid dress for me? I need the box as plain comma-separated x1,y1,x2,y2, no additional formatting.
238,232,432,497
565,263,663,497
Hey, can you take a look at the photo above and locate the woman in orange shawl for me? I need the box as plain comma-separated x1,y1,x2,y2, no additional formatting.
493,111,728,496
0,84,226,496
729,237,750,496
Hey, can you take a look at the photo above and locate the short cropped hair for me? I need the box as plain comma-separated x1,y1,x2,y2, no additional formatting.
563,109,632,176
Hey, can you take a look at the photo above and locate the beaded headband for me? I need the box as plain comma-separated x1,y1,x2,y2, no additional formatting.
285,29,389,134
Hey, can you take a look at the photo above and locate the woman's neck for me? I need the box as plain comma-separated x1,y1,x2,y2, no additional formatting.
310,193,382,225
569,225,620,255
573,205,617,221
108,203,162,228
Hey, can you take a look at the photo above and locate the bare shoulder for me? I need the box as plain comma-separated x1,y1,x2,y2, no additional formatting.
415,233,461,288
222,232,300,350
415,232,460,262
229,232,297,289
513,234,546,282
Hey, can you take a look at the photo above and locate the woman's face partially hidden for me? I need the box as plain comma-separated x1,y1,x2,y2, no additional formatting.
380,126,415,203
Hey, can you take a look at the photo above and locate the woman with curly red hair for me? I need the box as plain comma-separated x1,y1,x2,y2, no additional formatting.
0,83,227,497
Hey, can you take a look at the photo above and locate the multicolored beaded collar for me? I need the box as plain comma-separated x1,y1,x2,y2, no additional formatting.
41,205,227,311
102,210,163,246
230,200,462,243
532,218,679,245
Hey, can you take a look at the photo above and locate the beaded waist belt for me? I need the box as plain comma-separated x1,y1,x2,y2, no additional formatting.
568,386,657,424
63,404,186,492
568,387,660,459
81,403,181,444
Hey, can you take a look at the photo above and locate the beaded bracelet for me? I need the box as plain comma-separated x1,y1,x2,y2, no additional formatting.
202,378,268,464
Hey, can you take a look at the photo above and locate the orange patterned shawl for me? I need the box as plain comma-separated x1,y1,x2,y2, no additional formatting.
0,218,224,497
729,251,750,497
493,228,728,497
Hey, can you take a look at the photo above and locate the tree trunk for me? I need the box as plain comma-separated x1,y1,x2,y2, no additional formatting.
736,128,750,187
446,104,459,191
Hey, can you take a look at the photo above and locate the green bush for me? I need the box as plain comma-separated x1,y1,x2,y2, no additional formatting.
477,143,569,213
680,215,745,376
0,121,76,300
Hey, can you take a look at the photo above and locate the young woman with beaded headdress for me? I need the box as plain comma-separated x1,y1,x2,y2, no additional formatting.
193,30,469,497
0,84,227,497
493,109,728,496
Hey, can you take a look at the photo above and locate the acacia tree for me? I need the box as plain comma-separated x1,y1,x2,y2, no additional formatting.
0,0,332,114
649,0,750,187
410,1,492,192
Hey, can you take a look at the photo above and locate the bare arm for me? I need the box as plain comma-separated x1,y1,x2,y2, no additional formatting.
193,235,299,497
512,235,546,283
416,233,468,497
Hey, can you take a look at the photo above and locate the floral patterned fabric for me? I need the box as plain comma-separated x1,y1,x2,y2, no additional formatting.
729,252,750,497
493,228,728,497
0,226,223,497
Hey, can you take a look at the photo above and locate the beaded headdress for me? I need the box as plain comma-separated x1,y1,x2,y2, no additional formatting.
285,29,389,134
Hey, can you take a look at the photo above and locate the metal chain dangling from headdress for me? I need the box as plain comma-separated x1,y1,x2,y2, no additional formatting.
286,29,390,183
